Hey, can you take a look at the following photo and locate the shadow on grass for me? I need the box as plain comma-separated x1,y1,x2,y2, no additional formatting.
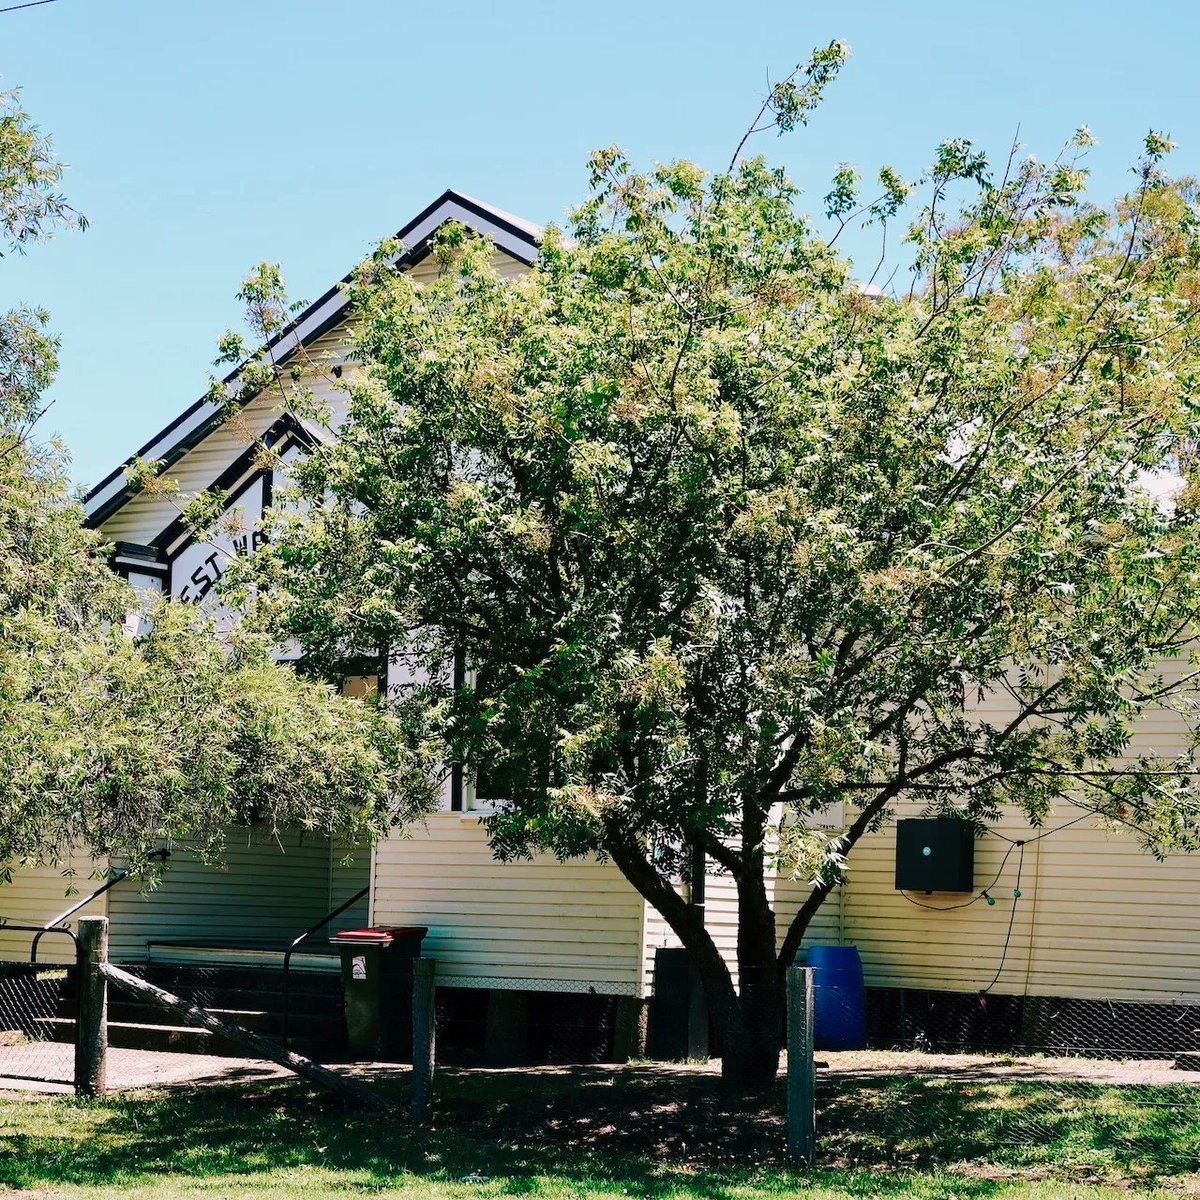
818,1069,1200,1180
0,1064,1198,1194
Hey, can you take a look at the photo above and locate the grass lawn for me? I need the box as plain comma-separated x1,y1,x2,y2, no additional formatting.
1,1059,1199,1199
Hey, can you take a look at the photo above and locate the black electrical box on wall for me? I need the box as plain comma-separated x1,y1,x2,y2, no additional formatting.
895,818,975,892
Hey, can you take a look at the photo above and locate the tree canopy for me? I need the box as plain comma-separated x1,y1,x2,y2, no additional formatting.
211,45,1200,1085
0,89,433,879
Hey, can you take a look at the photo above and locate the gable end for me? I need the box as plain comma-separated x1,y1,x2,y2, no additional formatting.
84,190,542,529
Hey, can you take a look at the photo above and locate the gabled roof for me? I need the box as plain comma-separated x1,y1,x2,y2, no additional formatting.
84,190,543,528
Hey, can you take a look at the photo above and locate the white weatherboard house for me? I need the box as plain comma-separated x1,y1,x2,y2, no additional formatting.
6,192,1200,1054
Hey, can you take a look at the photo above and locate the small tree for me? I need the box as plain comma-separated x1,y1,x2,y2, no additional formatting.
0,89,434,878
235,49,1200,1087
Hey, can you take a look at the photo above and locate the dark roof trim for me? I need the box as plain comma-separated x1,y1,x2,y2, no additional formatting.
109,541,170,580
85,189,542,528
150,412,313,557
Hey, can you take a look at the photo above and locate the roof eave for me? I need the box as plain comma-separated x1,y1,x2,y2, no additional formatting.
84,189,542,528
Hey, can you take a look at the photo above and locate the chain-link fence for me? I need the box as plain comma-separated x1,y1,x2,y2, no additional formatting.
8,920,1200,1184
817,987,1200,1177
108,962,628,1067
406,976,1200,1179
110,960,344,1054
0,926,78,1090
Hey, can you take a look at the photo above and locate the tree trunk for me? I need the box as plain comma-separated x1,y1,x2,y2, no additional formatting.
727,850,784,1089
706,979,784,1090
601,815,832,1094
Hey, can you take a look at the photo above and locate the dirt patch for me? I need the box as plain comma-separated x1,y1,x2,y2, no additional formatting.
820,1047,1200,1087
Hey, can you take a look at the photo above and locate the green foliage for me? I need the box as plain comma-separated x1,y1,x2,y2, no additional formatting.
0,87,86,256
0,88,86,446
261,138,1200,852
221,48,1200,1077
0,91,433,877
761,39,849,135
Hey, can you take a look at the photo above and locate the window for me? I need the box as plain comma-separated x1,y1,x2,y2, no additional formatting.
468,752,511,810
341,674,379,700
455,654,512,812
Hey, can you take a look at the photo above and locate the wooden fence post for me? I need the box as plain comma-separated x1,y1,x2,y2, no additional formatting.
411,958,436,1125
786,965,816,1167
76,916,108,1097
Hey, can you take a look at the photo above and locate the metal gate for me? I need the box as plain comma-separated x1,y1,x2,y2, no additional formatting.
0,924,78,1089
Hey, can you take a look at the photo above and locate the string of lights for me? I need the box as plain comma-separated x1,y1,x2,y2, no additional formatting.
979,841,1025,995
898,837,1021,913
895,810,1101,995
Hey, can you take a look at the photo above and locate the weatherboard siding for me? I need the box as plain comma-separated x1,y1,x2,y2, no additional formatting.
371,814,645,993
406,247,529,286
0,855,110,964
642,660,1200,1006
638,805,1200,1007
100,368,340,548
836,661,1200,1004
105,831,370,961
329,840,372,927
99,248,530,550
837,802,1200,1004
371,816,843,996
639,869,843,991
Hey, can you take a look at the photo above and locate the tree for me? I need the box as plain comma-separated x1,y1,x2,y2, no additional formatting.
230,47,1200,1088
0,89,434,879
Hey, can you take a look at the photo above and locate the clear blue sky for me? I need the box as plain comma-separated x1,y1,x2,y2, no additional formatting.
7,0,1200,491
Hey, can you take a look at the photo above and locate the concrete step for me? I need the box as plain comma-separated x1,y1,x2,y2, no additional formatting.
34,1015,342,1058
33,1016,246,1056
144,945,342,976
210,1007,341,1039
54,995,342,1034
133,982,342,1009
127,971,341,1003
116,1001,338,1038
56,971,339,1001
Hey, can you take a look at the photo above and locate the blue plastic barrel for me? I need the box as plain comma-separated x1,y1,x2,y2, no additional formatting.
806,945,867,1050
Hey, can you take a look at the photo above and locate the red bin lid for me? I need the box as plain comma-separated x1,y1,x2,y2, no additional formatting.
333,925,428,941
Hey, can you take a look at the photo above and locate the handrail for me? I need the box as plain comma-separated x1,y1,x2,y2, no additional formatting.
281,883,371,1047
30,849,170,963
0,921,78,952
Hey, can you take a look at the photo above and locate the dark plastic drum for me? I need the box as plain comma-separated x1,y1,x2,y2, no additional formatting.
806,944,867,1050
